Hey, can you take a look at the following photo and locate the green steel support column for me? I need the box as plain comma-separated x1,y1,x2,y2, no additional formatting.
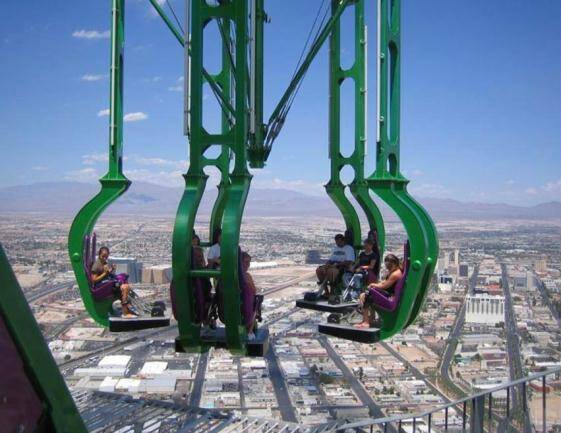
368,0,438,338
248,0,266,168
173,0,207,350
327,0,385,253
326,0,361,250
0,246,88,433
68,0,130,327
208,18,234,243
220,0,252,352
349,0,386,251
174,0,253,354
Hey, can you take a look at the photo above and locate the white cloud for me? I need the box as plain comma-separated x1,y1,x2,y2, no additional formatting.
131,155,186,169
252,177,324,196
142,76,162,83
505,179,516,186
124,112,148,122
124,168,184,187
81,74,107,82
409,182,451,198
524,178,561,200
82,153,109,165
64,168,100,182
542,178,561,193
32,166,49,171
97,110,148,122
72,29,110,40
169,76,184,92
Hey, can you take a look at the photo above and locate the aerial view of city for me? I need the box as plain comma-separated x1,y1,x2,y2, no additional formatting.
1,0,560,432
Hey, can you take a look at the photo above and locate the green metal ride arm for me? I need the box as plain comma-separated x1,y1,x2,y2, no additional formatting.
68,0,130,327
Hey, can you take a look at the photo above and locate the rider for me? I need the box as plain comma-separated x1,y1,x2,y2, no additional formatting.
91,246,135,318
343,238,380,289
241,251,258,340
316,233,355,297
355,253,402,328
207,228,221,269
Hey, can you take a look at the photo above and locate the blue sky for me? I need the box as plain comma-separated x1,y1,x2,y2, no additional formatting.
1,0,560,205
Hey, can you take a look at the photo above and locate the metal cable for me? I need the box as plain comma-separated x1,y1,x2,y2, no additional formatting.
166,0,185,35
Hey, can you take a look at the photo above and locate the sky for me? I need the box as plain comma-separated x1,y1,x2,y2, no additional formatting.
0,0,560,206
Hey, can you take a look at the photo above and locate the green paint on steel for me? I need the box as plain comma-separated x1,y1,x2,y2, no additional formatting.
68,0,130,327
0,245,88,433
173,0,257,354
368,0,439,339
328,0,385,254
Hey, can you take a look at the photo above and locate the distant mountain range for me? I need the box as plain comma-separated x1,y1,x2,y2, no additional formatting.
0,181,560,221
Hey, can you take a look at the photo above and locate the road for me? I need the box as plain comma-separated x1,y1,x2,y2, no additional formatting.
189,351,209,407
501,263,532,433
235,358,246,410
534,275,560,325
261,271,316,296
319,336,396,433
439,266,478,398
265,344,298,422
26,281,74,303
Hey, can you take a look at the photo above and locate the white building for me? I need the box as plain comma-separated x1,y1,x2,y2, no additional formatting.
111,257,141,283
465,294,505,325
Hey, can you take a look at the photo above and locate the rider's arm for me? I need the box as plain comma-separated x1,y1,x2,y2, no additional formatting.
363,258,377,270
369,271,401,291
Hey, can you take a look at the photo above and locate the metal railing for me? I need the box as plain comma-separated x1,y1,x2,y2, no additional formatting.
335,366,561,433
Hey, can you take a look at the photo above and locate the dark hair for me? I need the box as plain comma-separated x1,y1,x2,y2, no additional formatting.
384,254,400,268
334,233,345,241
98,246,110,256
193,234,200,245
363,238,374,247
241,251,251,261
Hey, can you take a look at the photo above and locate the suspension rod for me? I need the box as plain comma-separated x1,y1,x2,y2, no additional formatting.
149,0,235,117
267,0,351,125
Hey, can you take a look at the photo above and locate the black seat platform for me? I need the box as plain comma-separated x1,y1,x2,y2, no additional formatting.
295,299,358,313
176,327,269,357
318,323,380,343
109,315,170,332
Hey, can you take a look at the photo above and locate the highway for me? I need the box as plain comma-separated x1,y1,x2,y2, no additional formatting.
501,264,532,433
438,266,478,398
534,275,561,325
265,344,298,422
189,351,209,407
319,336,396,433
261,271,316,297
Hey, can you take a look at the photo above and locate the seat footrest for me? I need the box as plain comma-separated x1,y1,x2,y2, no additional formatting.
318,323,380,343
296,299,357,313
176,327,269,357
109,315,170,332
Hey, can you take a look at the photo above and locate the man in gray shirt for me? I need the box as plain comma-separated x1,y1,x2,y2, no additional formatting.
315,234,355,297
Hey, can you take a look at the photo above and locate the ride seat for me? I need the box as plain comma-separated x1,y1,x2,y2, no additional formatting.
83,233,116,301
367,241,409,312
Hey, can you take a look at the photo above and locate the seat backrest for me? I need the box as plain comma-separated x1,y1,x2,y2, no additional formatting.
83,232,98,287
391,241,410,304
